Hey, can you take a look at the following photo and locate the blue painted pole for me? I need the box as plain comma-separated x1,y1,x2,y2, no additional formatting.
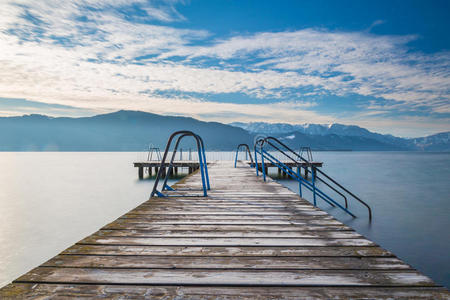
261,148,266,182
312,167,317,206
254,149,259,176
234,148,238,168
197,148,207,196
297,166,302,197
201,146,210,190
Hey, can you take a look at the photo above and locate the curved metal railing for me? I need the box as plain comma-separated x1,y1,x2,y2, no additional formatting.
234,144,254,168
150,131,209,198
253,136,372,219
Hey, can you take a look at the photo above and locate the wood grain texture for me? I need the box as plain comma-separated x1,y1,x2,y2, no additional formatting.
42,255,411,270
93,229,363,238
16,268,435,286
62,245,394,257
2,284,449,300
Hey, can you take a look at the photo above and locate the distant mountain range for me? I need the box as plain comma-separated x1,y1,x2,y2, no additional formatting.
230,122,401,142
230,122,449,151
0,110,448,151
0,111,252,151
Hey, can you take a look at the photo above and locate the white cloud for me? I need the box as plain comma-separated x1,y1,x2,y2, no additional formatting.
162,29,450,112
0,1,449,137
0,1,324,104
342,115,450,138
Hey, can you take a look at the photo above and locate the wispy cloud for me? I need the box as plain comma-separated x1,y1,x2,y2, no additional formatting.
0,0,449,137
0,97,95,117
366,19,386,32
162,29,450,113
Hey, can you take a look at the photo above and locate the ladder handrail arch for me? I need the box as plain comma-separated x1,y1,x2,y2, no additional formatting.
150,131,209,198
234,143,254,167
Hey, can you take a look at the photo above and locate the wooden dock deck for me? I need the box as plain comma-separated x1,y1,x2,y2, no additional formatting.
134,161,202,179
134,160,323,179
1,161,448,299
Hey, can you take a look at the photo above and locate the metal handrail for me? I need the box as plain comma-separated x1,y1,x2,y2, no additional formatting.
265,136,371,219
150,131,209,198
253,138,265,177
257,148,337,208
159,133,194,193
147,145,162,161
254,136,372,219
260,139,347,208
234,144,254,167
316,176,348,208
299,146,313,162
197,135,210,190
256,148,360,217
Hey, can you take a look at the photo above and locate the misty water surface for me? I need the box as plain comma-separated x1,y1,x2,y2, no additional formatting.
0,151,449,288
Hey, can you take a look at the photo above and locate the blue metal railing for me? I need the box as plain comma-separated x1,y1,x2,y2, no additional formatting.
150,131,210,198
253,137,372,219
256,147,353,214
234,144,254,168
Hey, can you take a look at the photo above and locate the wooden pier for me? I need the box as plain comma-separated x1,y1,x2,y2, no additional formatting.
1,161,448,299
250,161,323,178
134,161,201,179
134,160,323,179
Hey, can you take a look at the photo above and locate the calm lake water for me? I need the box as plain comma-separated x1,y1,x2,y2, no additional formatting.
0,151,449,288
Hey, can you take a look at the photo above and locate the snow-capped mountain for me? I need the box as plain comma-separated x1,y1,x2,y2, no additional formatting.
230,122,326,135
410,132,450,151
230,122,449,151
231,122,375,136
1,112,447,151
231,122,400,142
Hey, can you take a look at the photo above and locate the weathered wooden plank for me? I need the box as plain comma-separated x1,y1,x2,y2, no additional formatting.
145,199,312,203
43,255,411,270
131,203,323,208
125,211,305,215
104,219,344,225
171,188,302,193
78,236,375,246
102,223,353,231
144,198,311,203
166,192,304,197
15,267,435,286
138,204,321,209
140,196,318,202
147,198,312,202
134,207,326,213
62,245,394,257
144,195,310,199
135,205,323,210
2,283,449,300
120,214,333,221
138,202,317,207
94,229,363,239
139,203,317,209
124,210,329,216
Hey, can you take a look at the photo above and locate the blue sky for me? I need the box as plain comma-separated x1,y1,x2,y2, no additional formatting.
0,0,449,137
